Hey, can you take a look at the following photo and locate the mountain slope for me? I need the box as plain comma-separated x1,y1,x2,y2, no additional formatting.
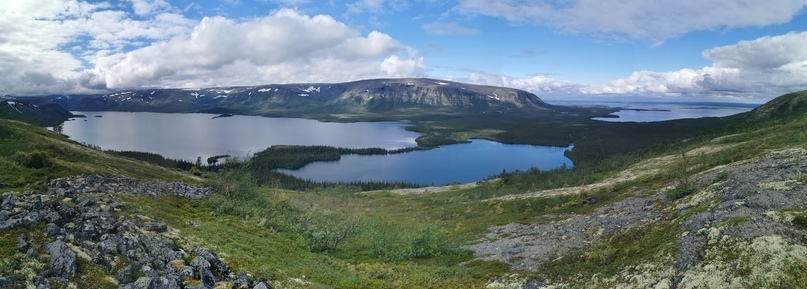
0,99,72,127
746,89,807,122
50,78,554,115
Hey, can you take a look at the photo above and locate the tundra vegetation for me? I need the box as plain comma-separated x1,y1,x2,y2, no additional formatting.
0,90,805,288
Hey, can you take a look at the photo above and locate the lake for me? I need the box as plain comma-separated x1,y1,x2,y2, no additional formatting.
551,101,757,122
62,111,573,185
278,140,572,185
63,111,420,161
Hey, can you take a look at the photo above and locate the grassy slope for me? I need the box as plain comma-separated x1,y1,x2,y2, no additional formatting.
1,91,805,288
0,119,198,190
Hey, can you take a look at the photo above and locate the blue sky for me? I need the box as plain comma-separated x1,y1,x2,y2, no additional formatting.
2,0,807,102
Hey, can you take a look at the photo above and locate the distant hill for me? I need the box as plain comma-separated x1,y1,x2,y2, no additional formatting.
24,78,556,115
745,90,807,122
0,98,73,126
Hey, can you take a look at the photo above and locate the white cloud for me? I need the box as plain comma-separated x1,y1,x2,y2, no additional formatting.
456,0,807,42
422,22,478,36
0,1,426,95
584,31,807,97
90,9,426,89
129,0,172,16
456,71,581,95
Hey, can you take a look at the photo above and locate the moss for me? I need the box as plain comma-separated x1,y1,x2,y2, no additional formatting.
720,216,750,227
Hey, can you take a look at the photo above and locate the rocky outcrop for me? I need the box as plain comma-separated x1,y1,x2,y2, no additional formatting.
0,174,271,289
470,148,807,288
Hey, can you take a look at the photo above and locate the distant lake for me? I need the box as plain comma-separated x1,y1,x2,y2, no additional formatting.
62,111,573,185
552,102,757,122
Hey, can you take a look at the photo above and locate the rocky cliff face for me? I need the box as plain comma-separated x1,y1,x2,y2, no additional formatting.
49,78,553,115
0,175,272,289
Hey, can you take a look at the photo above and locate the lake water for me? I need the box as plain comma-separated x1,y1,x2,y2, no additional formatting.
63,111,420,161
278,140,573,185
62,111,573,185
552,102,757,122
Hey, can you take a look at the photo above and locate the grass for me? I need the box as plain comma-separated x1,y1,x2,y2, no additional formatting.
0,119,199,190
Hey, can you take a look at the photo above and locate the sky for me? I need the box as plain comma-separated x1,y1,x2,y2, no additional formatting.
2,0,807,103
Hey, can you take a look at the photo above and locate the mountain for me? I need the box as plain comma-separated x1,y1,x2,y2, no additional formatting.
42,78,555,115
0,98,73,126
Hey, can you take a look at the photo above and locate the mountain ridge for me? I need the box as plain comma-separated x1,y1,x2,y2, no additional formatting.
22,78,555,115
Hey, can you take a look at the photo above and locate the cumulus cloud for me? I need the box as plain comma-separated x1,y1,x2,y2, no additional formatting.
584,31,807,97
91,9,426,89
0,1,426,95
453,69,581,95
456,0,807,43
422,22,478,36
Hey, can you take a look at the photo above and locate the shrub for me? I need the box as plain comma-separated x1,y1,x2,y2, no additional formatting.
365,220,457,261
666,181,698,200
12,150,56,169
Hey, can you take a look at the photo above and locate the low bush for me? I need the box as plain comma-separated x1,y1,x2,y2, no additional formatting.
666,181,698,200
12,150,56,169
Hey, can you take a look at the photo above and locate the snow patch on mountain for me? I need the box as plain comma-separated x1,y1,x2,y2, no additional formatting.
303,86,320,93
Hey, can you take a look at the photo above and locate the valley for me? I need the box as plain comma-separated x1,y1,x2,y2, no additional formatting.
0,81,805,288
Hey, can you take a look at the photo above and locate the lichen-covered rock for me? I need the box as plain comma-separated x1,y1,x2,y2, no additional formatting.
45,240,77,279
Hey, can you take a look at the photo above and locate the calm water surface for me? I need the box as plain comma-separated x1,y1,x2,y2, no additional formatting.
62,111,574,185
63,111,420,161
588,103,757,122
278,140,573,185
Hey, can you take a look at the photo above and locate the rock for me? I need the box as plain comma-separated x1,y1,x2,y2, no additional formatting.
144,220,167,232
0,210,7,222
45,240,77,279
141,265,159,278
22,211,43,226
180,265,195,277
44,211,62,224
140,232,178,269
134,276,155,289
0,198,13,211
522,279,545,289
116,265,134,283
17,234,29,253
193,248,231,277
190,256,210,270
0,275,16,288
200,267,218,289
45,223,61,237
253,282,271,289
232,275,250,288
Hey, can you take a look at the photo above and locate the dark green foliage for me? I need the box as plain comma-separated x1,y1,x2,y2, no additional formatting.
793,214,807,230
108,150,199,171
12,150,57,169
666,181,698,200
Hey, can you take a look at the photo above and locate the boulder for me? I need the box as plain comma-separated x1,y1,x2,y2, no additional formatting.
253,282,271,289
116,265,134,284
45,240,77,279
